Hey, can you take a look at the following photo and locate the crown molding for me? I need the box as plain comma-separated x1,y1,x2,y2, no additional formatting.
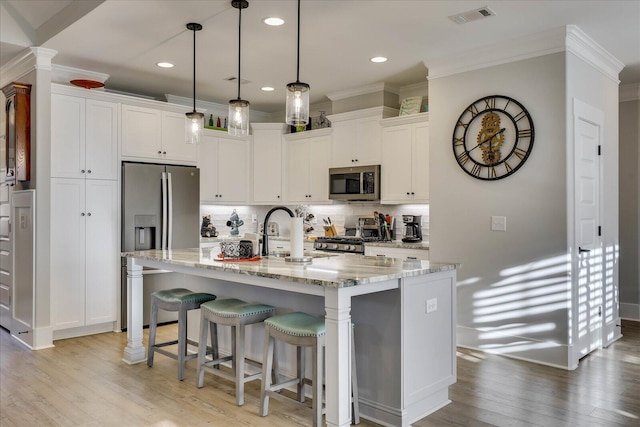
326,82,399,101
427,25,624,83
0,47,57,86
620,83,640,102
380,112,429,127
427,27,566,80
565,25,624,84
51,64,109,85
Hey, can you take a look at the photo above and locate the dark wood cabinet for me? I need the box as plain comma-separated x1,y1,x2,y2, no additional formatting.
2,82,31,183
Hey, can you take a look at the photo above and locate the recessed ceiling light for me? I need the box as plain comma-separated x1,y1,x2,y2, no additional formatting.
157,62,174,68
261,86,275,92
263,17,284,26
370,56,388,63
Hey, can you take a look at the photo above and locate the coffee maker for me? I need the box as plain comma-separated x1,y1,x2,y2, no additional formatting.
401,215,422,243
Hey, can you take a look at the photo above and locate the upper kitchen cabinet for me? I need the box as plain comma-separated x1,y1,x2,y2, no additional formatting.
198,130,250,204
251,123,287,204
51,93,118,180
328,107,398,168
121,104,196,164
284,129,332,204
380,114,429,204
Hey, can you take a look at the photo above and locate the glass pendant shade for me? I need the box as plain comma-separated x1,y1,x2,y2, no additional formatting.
228,99,250,136
285,82,310,126
186,112,204,144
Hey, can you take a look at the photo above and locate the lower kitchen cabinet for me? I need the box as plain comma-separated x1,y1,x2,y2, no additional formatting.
50,178,118,331
198,131,250,203
380,115,429,203
284,130,332,204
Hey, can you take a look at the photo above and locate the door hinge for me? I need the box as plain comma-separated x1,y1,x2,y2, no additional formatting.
598,145,601,155
598,226,601,236
598,306,602,317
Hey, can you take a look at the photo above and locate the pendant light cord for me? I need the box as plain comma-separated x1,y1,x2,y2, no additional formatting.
237,5,242,100
296,0,301,83
192,26,197,112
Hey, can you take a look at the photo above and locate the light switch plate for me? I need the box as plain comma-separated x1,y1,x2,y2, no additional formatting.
491,216,507,231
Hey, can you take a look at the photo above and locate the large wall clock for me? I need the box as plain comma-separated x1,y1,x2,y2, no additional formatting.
452,95,534,180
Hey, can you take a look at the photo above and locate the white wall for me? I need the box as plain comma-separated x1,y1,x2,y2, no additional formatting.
619,96,640,320
430,53,574,367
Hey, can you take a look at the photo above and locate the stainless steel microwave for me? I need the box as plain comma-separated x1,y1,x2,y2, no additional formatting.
328,165,380,201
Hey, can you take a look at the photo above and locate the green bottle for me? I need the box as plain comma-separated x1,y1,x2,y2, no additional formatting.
208,114,214,127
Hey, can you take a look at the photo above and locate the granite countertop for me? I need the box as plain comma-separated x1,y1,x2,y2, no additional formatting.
122,247,458,288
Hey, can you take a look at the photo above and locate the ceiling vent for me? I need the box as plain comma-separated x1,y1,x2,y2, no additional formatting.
224,76,250,84
449,6,496,24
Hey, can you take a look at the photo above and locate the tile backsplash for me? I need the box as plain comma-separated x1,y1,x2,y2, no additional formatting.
201,203,429,242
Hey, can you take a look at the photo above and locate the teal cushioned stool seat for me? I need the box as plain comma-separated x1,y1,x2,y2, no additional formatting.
147,288,216,381
196,298,276,406
259,312,360,426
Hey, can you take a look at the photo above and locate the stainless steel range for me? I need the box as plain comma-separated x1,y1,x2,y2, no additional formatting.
313,236,378,254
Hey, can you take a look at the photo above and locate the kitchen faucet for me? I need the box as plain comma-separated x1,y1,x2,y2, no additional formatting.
261,206,294,256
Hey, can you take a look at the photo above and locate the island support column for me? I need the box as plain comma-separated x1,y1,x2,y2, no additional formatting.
324,287,353,427
122,258,146,364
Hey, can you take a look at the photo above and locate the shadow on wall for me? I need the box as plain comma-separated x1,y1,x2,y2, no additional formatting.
458,244,618,358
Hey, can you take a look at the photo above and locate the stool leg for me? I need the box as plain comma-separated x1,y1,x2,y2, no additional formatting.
297,345,306,403
210,321,218,364
312,341,323,427
235,323,246,406
196,313,209,388
351,327,360,425
260,327,274,417
147,298,158,368
177,306,188,381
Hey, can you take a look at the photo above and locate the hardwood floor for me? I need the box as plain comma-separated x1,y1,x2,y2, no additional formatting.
1,321,638,426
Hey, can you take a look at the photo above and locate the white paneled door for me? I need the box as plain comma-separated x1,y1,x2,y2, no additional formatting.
573,99,603,360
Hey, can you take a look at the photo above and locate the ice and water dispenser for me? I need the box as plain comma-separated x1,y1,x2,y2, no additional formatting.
134,215,157,250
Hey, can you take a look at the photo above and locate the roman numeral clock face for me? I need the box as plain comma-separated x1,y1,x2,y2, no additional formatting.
452,95,534,180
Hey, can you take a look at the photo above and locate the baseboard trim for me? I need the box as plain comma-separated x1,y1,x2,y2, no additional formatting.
620,303,640,321
457,325,574,370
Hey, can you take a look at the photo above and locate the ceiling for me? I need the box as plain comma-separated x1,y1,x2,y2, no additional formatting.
1,0,639,113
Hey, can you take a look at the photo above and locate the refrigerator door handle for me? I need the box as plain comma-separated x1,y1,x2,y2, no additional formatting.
167,172,173,249
161,171,168,250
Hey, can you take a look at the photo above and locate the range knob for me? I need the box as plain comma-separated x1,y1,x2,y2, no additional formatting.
328,244,338,250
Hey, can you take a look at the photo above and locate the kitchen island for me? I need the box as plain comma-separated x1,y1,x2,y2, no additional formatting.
122,248,459,427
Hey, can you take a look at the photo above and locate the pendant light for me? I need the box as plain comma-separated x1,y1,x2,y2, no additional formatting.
228,0,250,136
186,22,204,144
285,0,310,126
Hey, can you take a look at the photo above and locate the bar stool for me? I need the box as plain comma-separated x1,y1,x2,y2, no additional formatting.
147,288,217,381
259,312,360,426
196,298,276,406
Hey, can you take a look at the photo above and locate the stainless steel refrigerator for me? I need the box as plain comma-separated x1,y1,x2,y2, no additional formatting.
121,162,200,328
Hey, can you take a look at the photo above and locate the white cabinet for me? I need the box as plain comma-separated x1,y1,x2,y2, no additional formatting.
50,178,119,330
285,130,332,204
51,94,118,180
121,104,196,163
380,115,429,203
198,131,250,203
251,123,287,204
365,245,429,260
328,107,397,168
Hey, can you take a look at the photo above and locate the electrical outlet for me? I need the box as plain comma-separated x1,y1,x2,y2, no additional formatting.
491,216,507,231
426,298,437,313
251,214,257,223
